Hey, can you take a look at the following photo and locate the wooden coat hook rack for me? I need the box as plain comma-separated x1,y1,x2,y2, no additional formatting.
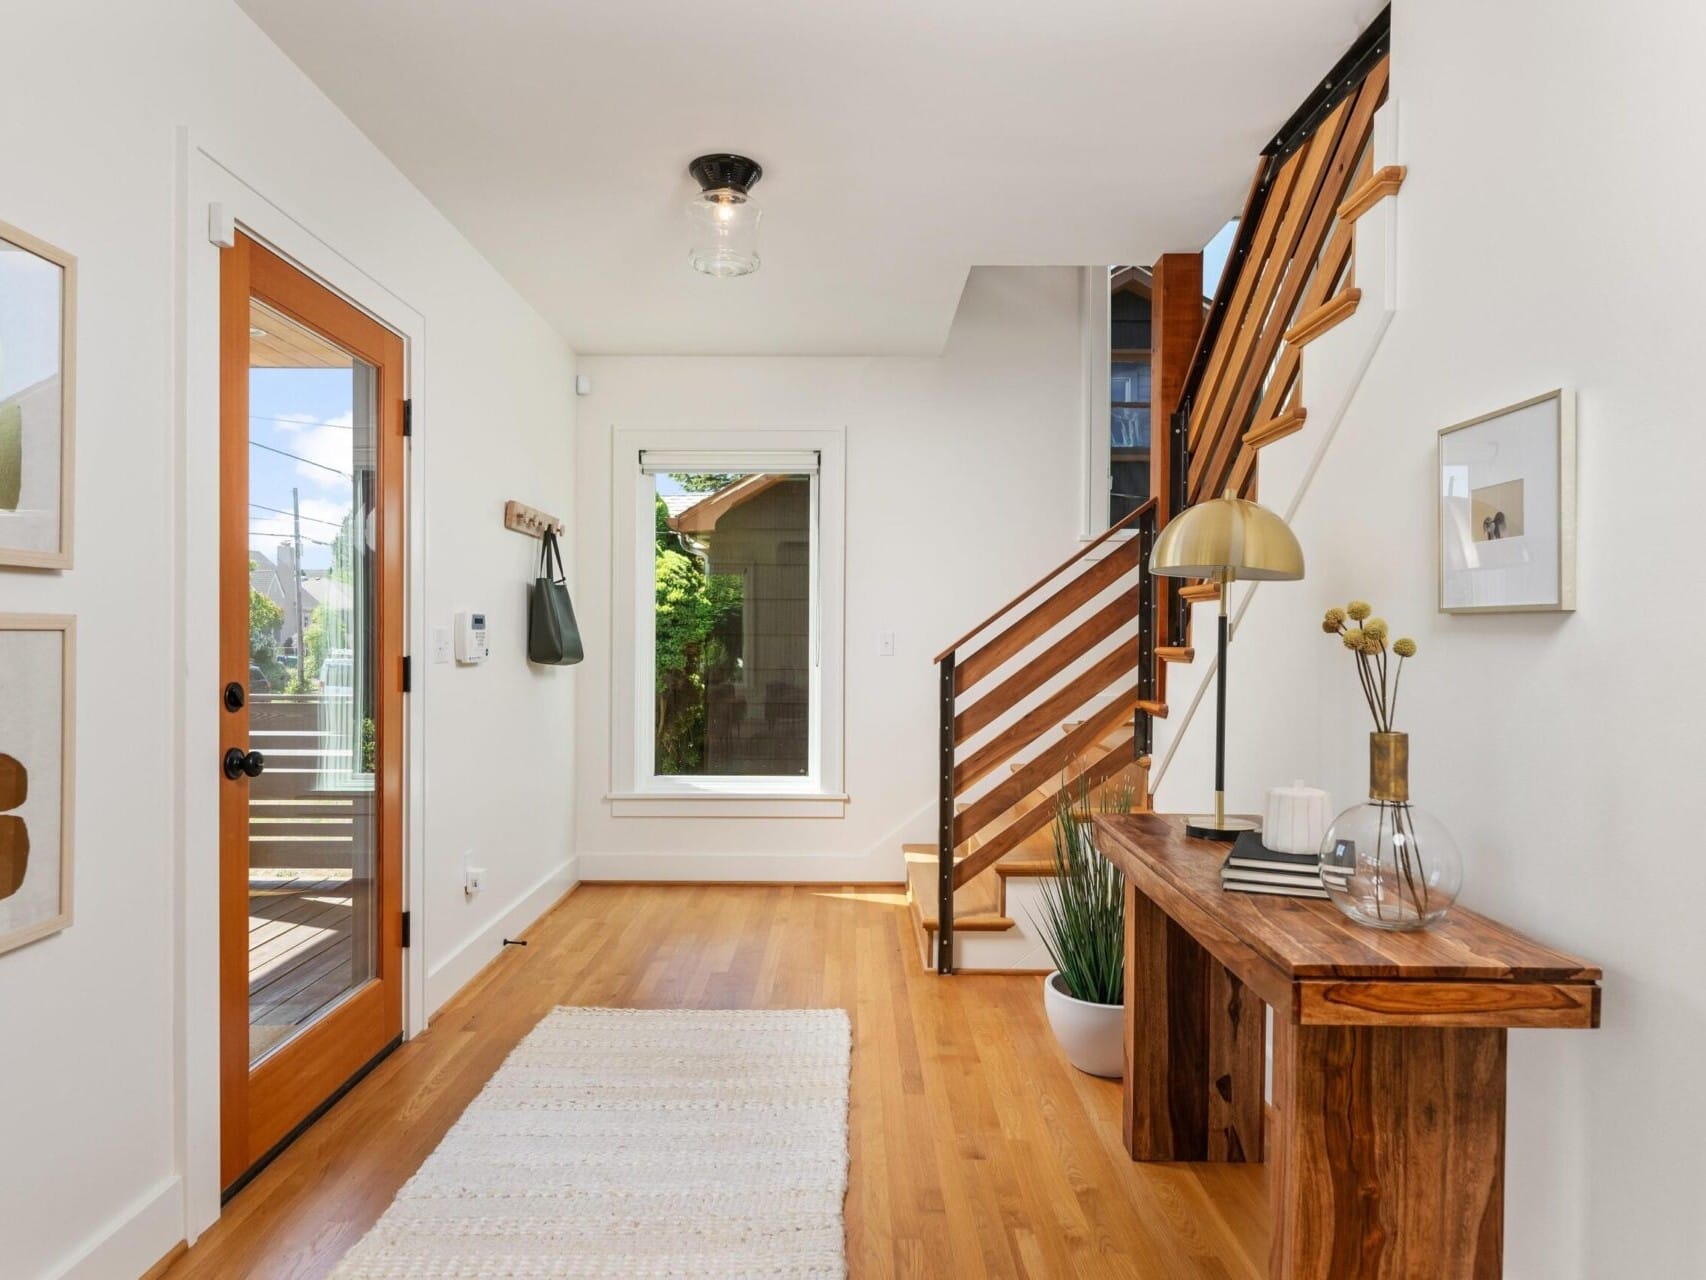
504,499,564,539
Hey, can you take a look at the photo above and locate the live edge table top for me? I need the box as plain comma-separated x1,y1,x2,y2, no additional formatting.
1095,813,1602,1030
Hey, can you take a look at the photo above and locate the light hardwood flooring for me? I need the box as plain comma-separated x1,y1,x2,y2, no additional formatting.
164,883,1267,1279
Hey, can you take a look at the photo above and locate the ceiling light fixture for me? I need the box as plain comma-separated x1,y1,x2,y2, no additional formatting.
686,153,763,278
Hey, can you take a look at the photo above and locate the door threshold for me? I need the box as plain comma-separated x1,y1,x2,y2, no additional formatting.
221,1032,403,1204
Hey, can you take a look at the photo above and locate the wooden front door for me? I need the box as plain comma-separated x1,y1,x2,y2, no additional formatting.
219,233,406,1193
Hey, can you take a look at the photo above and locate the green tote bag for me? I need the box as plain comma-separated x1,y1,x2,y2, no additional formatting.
528,528,584,665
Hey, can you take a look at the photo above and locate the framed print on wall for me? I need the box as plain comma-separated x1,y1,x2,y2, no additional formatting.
1438,389,1576,613
0,615,74,955
0,218,76,569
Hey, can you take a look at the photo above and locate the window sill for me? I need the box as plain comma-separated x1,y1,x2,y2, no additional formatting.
605,791,849,819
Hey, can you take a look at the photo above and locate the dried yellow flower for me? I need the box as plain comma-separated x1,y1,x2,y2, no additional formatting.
1347,601,1372,621
1361,633,1384,654
1321,619,1340,634
1324,606,1347,627
1341,629,1365,650
1364,618,1389,643
1393,637,1417,658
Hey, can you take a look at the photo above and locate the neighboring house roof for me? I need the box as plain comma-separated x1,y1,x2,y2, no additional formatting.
661,493,703,520
667,474,788,535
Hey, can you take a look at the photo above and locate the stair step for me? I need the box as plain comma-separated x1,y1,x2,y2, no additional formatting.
1155,646,1194,664
905,854,1008,933
1245,404,1308,450
1178,582,1221,604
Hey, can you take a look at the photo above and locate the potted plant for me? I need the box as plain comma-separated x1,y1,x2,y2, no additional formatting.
1033,783,1128,1078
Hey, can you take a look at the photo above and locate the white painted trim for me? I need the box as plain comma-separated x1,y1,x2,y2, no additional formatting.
425,858,580,1014
606,793,848,818
1078,266,1112,540
174,131,430,1241
46,1175,182,1280
608,426,847,810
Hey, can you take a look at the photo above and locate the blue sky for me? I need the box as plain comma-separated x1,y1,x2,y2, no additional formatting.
248,368,356,573
1202,218,1238,298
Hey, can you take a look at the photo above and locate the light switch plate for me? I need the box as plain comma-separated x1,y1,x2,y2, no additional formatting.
430,625,452,664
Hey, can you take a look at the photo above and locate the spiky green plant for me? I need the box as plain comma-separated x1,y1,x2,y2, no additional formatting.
1032,780,1130,1005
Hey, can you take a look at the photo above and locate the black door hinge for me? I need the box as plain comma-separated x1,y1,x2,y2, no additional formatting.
402,398,413,437
401,655,412,693
401,910,411,948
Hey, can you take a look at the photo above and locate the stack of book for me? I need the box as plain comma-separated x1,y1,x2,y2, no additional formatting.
1219,831,1345,900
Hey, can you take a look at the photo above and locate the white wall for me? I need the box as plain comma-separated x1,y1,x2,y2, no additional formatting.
1155,3,1706,1274
574,267,1090,881
0,2,577,1276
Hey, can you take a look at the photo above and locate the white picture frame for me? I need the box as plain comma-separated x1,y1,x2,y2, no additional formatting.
1437,389,1576,614
0,217,76,569
0,614,75,955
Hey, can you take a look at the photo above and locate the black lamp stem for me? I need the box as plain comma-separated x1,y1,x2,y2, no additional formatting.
1215,589,1228,828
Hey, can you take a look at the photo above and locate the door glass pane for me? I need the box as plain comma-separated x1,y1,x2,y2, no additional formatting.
246,300,377,1065
653,471,811,777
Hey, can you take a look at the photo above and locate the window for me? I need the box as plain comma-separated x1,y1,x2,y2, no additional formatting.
610,430,846,814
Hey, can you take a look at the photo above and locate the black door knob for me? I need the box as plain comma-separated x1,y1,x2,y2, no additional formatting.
222,747,265,780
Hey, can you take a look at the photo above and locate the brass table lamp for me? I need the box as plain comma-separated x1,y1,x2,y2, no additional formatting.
1149,493,1305,841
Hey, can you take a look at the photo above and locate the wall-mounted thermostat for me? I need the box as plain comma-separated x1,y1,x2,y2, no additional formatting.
454,612,490,664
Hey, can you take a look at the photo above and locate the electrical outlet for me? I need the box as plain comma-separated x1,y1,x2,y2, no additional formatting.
464,864,486,897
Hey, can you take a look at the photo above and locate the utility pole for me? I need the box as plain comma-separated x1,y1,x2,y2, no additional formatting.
292,486,306,690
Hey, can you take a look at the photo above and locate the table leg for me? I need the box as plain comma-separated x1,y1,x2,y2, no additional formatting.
1123,886,1263,1162
1269,1022,1507,1279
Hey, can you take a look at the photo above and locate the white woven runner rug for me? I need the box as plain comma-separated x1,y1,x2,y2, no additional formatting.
332,1007,851,1278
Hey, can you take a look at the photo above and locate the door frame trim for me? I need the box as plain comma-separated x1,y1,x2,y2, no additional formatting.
175,133,429,1241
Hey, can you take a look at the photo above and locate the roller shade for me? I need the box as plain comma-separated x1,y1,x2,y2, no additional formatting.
639,449,820,476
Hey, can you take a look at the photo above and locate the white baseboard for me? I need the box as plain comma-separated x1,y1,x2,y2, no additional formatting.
577,848,905,884
46,1175,181,1280
425,857,580,1015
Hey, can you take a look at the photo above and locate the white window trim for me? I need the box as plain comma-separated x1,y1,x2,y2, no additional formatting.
1077,264,1121,546
609,426,846,816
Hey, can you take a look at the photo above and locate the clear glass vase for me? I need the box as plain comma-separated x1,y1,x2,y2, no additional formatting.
1319,732,1462,930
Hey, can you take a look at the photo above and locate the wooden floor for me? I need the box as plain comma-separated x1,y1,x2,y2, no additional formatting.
165,883,1268,1279
248,871,358,1060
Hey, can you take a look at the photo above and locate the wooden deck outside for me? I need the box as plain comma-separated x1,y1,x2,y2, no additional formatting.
248,870,363,1061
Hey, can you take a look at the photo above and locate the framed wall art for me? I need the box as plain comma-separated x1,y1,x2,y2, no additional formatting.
0,218,76,569
0,614,74,955
1438,389,1576,614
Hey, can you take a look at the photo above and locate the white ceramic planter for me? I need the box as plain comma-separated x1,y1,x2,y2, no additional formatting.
1042,971,1124,1078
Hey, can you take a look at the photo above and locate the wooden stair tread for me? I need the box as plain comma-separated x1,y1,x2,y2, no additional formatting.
1337,163,1406,222
1245,404,1308,450
906,854,1008,932
1178,581,1221,604
1155,646,1194,663
1284,287,1361,348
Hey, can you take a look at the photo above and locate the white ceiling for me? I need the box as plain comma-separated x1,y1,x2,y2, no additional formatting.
238,0,1381,356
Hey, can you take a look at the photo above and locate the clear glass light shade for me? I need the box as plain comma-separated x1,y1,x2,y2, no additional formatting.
687,188,761,277
1319,801,1463,931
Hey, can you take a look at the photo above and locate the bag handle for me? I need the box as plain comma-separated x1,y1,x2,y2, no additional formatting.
539,527,566,584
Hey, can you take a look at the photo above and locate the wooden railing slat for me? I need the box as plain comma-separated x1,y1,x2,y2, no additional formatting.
953,731,1142,886
933,499,1152,663
954,537,1142,695
954,585,1139,742
1198,62,1387,505
954,689,1139,847
954,643,1136,791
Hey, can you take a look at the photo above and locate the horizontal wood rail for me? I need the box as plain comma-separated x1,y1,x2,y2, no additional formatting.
1283,288,1361,348
953,586,1138,741
953,732,1141,888
953,535,1142,694
933,500,1152,663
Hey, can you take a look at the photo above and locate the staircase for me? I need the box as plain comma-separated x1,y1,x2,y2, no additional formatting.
918,14,1396,973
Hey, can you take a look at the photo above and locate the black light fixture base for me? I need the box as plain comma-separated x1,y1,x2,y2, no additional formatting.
689,153,763,195
1184,815,1259,843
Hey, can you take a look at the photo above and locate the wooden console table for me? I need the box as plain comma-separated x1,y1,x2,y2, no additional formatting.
1094,814,1601,1280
